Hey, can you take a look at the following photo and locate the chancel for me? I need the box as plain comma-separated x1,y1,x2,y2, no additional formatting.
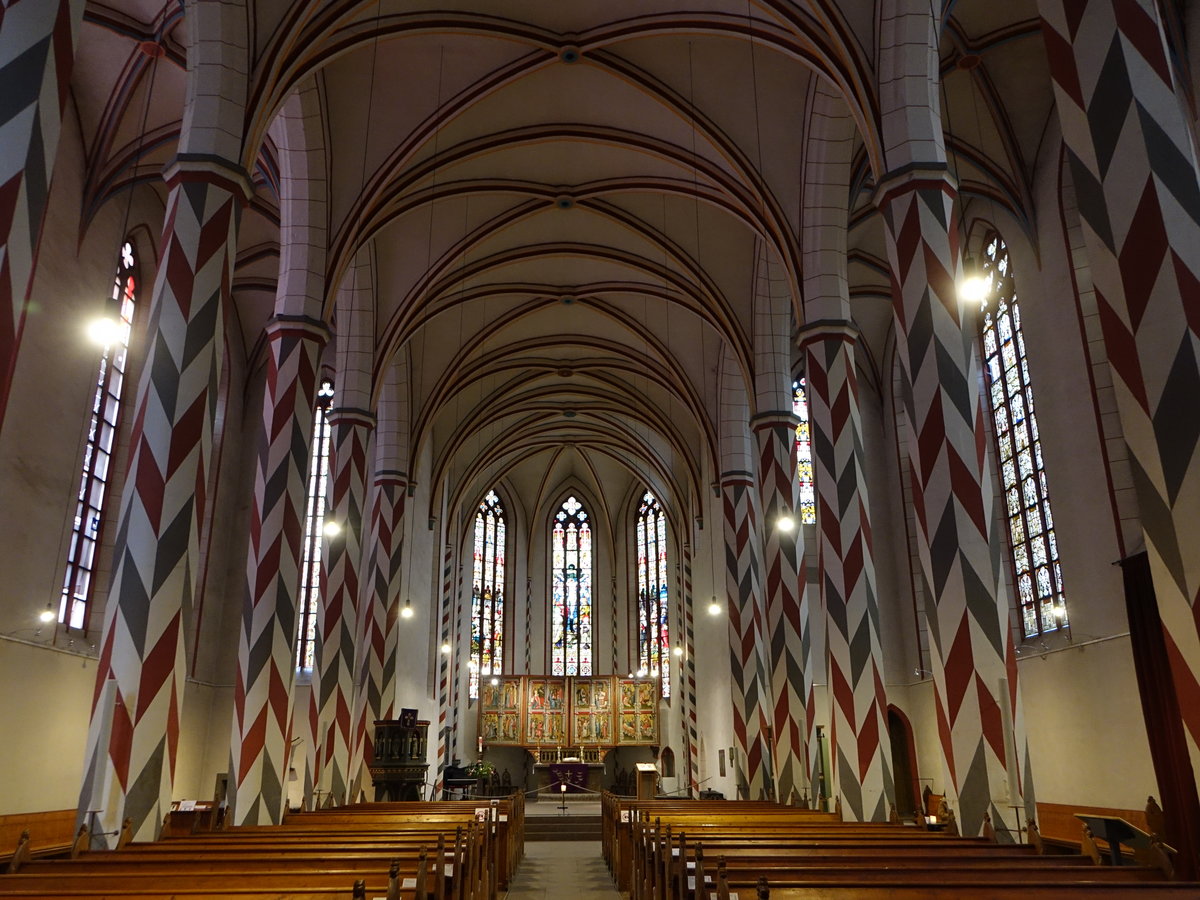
1,0,1200,896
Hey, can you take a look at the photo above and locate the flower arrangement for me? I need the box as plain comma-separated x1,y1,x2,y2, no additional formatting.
466,760,496,779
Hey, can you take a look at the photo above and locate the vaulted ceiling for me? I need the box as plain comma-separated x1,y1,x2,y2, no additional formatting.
73,0,1052,532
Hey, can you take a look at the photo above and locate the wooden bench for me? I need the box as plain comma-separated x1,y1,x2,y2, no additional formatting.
0,800,514,900
612,795,1200,900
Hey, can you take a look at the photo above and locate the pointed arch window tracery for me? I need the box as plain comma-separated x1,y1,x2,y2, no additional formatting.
551,495,592,676
793,378,816,524
978,232,1068,638
297,377,334,671
636,490,670,697
470,490,506,699
60,241,138,630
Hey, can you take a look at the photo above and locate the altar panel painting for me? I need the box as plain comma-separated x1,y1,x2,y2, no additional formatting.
570,676,614,745
478,676,523,745
617,678,658,744
525,678,566,745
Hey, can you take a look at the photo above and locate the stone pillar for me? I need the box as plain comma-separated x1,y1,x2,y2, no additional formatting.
228,315,328,825
680,541,700,797
436,540,454,797
348,469,404,800
800,320,893,822
752,412,809,802
0,0,85,425
309,407,374,805
77,159,247,843
875,167,1031,838
722,471,775,800
1040,0,1200,869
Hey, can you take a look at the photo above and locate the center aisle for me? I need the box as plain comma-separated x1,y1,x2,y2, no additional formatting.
503,841,620,899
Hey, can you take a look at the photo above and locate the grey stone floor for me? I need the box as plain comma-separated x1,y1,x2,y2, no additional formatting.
504,841,621,899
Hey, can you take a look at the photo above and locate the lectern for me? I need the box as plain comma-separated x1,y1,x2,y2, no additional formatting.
369,709,429,801
635,762,658,800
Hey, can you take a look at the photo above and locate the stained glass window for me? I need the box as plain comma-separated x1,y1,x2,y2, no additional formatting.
297,377,335,671
60,241,138,630
551,495,592,676
793,378,816,524
470,490,506,699
636,490,670,698
978,232,1068,638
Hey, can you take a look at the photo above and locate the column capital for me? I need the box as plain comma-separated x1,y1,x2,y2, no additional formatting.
871,162,956,210
164,153,255,201
372,469,409,488
264,314,331,344
327,407,376,429
796,318,860,350
750,410,800,431
719,469,755,488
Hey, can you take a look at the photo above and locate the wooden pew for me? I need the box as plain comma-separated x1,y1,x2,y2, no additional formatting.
614,796,1200,900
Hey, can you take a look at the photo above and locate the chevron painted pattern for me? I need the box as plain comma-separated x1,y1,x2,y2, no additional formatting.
877,170,1031,838
435,540,454,798
722,475,774,800
681,542,699,796
804,324,893,822
752,413,808,803
349,471,405,800
310,409,373,805
1040,0,1200,775
0,0,83,425
229,316,325,825
77,174,240,843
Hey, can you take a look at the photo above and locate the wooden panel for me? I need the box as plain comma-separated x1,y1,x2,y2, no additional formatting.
0,809,76,858
1036,802,1148,846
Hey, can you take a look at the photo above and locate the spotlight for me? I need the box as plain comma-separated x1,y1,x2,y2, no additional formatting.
39,608,55,624
958,257,991,306
87,316,121,347
708,597,721,616
400,601,414,619
672,645,683,657
322,520,342,537
441,642,452,654
490,677,499,686
776,514,796,533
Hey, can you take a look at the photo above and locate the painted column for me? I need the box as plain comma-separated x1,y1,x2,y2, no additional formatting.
1040,0,1200,784
436,540,454,796
722,472,774,800
0,0,85,426
875,167,1031,838
228,315,328,825
77,161,247,843
309,407,374,805
680,541,700,797
752,412,808,803
800,321,893,822
349,469,405,798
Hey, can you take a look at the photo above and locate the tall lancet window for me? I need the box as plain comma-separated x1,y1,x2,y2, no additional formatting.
979,232,1068,637
470,490,506,699
551,495,592,676
636,490,670,697
61,241,138,630
297,377,335,671
793,378,816,524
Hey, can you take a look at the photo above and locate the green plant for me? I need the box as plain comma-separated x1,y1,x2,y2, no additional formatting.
466,760,496,778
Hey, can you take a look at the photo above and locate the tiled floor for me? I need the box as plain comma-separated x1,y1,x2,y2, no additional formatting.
504,841,620,898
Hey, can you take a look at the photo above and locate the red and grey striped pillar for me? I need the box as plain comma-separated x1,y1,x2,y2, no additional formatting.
228,314,328,825
751,412,809,803
0,0,85,427
1040,0,1200,864
875,166,1031,838
349,469,406,799
309,406,374,805
722,471,775,800
800,320,893,822
77,158,248,843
